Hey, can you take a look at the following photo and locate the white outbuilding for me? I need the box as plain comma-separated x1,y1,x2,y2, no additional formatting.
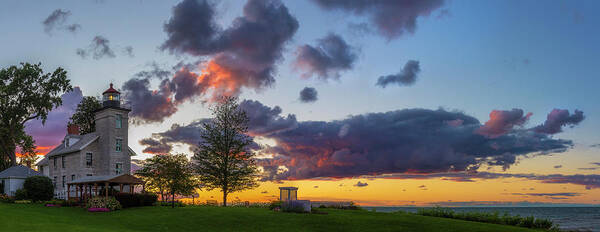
0,165,42,196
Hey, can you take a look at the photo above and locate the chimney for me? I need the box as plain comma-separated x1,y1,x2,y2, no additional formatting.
67,124,80,135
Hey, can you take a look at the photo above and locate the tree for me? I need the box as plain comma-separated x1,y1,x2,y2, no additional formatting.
18,151,39,168
0,63,72,167
193,96,259,207
137,154,199,208
69,96,102,134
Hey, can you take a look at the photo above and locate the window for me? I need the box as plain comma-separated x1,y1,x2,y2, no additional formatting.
71,175,75,181
62,176,65,188
115,163,123,175
39,166,43,173
61,155,65,169
53,157,57,169
86,152,93,167
65,139,69,147
86,174,92,177
116,139,122,152
116,114,122,129
53,176,57,188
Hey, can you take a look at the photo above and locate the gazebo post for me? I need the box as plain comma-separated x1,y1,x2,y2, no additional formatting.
105,182,109,199
94,183,98,197
67,184,70,200
130,184,134,194
119,184,123,193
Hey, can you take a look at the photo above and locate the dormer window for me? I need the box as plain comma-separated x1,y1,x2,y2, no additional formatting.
65,139,69,147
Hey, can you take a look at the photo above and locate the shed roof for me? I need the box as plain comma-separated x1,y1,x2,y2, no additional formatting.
0,165,42,179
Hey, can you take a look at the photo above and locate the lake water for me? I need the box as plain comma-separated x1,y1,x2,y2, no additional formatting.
363,207,600,231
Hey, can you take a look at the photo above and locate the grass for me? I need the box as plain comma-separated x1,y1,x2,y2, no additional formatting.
0,203,543,232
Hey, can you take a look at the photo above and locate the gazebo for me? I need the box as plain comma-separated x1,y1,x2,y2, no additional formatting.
66,174,144,201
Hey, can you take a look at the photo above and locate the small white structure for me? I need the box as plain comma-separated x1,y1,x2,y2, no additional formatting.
279,187,298,202
279,187,311,212
0,165,43,196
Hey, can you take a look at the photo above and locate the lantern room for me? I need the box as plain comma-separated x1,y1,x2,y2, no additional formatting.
102,83,121,107
279,187,298,202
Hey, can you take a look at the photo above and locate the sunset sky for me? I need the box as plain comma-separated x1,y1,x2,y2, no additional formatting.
1,0,599,206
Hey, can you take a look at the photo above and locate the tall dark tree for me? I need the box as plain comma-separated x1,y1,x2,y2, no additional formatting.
193,96,259,206
0,63,71,168
69,96,102,134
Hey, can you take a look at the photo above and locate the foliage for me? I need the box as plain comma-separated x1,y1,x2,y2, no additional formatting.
281,201,307,213
18,152,39,168
14,200,32,204
69,96,102,134
154,201,186,207
0,62,72,166
114,193,158,208
136,154,200,208
23,176,53,201
416,207,558,230
317,202,361,210
268,201,282,210
0,203,546,232
193,96,259,206
0,194,14,203
14,189,28,200
86,197,122,211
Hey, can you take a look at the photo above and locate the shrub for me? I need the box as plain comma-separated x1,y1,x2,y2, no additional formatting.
281,201,306,213
154,201,186,207
14,189,28,200
44,199,66,206
268,201,282,210
86,197,122,211
23,176,53,202
114,193,158,208
415,207,557,230
15,200,32,204
0,194,14,203
64,199,80,207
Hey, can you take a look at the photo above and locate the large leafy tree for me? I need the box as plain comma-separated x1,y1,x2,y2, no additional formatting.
193,96,259,207
137,154,199,208
0,63,71,168
69,96,102,134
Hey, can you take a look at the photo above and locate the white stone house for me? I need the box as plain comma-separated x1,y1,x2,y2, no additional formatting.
0,165,43,197
35,84,140,199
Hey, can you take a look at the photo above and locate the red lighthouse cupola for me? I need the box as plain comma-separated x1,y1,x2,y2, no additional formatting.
102,83,121,107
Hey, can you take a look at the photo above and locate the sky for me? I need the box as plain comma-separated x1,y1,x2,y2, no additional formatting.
1,0,599,206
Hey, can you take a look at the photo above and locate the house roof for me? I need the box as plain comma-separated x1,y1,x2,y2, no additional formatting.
67,174,143,185
0,165,42,179
45,133,99,158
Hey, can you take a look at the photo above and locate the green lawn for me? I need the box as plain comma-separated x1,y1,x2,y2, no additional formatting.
0,203,541,232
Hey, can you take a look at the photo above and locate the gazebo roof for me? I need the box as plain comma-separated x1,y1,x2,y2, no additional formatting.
67,174,143,185
279,187,298,190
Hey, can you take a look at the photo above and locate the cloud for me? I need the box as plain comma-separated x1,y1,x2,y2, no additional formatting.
376,60,420,88
354,181,368,187
299,87,318,103
311,0,445,40
140,99,297,153
476,109,532,138
25,87,83,155
533,109,584,134
122,78,178,123
160,0,298,94
314,185,319,188
589,144,600,148
122,46,134,57
261,191,268,194
43,9,81,34
76,36,116,60
591,162,600,166
258,105,576,180
125,0,299,123
294,33,358,80
578,167,598,171
369,171,600,190
554,165,562,169
511,192,582,197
